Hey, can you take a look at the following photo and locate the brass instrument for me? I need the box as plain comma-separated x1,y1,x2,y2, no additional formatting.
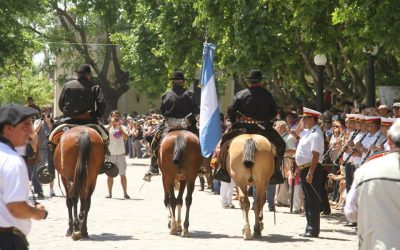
334,129,360,165
323,131,346,163
341,132,368,166
360,132,383,165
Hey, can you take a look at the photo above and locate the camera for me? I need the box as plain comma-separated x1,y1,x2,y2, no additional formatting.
41,114,51,120
114,118,120,122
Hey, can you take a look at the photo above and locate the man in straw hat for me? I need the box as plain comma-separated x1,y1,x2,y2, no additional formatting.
216,69,285,184
0,104,48,249
295,107,324,238
143,70,199,181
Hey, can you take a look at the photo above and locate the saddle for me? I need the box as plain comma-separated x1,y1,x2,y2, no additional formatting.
217,125,275,170
49,123,109,145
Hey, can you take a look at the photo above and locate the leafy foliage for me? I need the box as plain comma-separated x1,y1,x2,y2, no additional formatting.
0,60,53,106
2,0,400,110
0,0,45,66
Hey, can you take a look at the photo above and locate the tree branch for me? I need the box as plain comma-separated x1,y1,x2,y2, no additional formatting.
55,6,98,74
300,50,318,82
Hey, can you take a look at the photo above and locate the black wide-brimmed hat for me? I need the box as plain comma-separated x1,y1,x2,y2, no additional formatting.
245,70,265,81
170,71,186,80
76,64,92,74
0,104,38,126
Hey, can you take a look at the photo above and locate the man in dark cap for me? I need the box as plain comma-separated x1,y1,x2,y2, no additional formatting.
143,70,199,181
216,70,285,184
0,104,47,250
45,64,106,182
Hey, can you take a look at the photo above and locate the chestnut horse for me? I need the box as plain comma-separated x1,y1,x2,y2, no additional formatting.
158,130,202,237
226,134,275,240
54,126,104,240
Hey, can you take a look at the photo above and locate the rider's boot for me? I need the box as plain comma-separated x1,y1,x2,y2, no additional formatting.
269,156,284,185
143,132,162,182
46,143,56,181
99,142,112,175
143,155,159,182
214,166,231,183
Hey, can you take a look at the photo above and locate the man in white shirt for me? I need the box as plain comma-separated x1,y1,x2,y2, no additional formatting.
295,107,324,238
379,117,393,151
345,119,400,249
356,116,384,165
0,104,47,250
105,110,130,199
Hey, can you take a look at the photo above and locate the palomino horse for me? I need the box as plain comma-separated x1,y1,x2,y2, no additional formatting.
54,126,104,240
226,134,275,240
158,130,202,237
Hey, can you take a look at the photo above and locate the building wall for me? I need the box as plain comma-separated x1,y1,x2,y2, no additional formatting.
118,88,160,115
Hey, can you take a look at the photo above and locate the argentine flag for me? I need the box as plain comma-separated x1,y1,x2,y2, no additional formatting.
199,43,222,157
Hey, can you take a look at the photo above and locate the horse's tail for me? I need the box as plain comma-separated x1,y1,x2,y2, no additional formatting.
243,138,256,168
70,130,91,198
172,135,186,166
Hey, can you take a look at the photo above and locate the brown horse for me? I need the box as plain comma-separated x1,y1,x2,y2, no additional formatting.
54,126,104,240
226,134,275,240
158,130,202,237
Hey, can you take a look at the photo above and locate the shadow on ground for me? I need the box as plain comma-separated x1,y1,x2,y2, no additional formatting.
127,162,149,167
189,231,242,239
323,212,350,225
320,228,356,236
263,234,312,243
84,233,137,241
112,198,144,201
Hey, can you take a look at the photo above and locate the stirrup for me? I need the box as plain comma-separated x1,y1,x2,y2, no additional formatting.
214,168,231,183
143,171,153,182
269,171,284,185
37,165,55,184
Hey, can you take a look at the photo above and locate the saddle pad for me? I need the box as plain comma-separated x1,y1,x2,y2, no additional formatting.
49,123,109,143
51,131,64,145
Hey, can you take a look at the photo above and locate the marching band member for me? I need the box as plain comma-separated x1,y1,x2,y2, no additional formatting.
295,107,324,238
356,116,385,164
392,102,400,118
344,114,365,193
379,117,394,151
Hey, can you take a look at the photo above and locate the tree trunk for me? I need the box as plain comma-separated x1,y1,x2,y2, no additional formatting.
101,88,120,121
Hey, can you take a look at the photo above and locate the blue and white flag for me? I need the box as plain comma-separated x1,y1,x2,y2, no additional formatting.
199,43,222,157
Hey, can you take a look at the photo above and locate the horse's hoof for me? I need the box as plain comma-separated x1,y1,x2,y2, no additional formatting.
253,231,261,238
170,229,178,235
176,225,183,233
243,226,252,240
244,232,253,240
66,230,72,237
182,229,189,237
71,232,82,241
259,222,264,232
